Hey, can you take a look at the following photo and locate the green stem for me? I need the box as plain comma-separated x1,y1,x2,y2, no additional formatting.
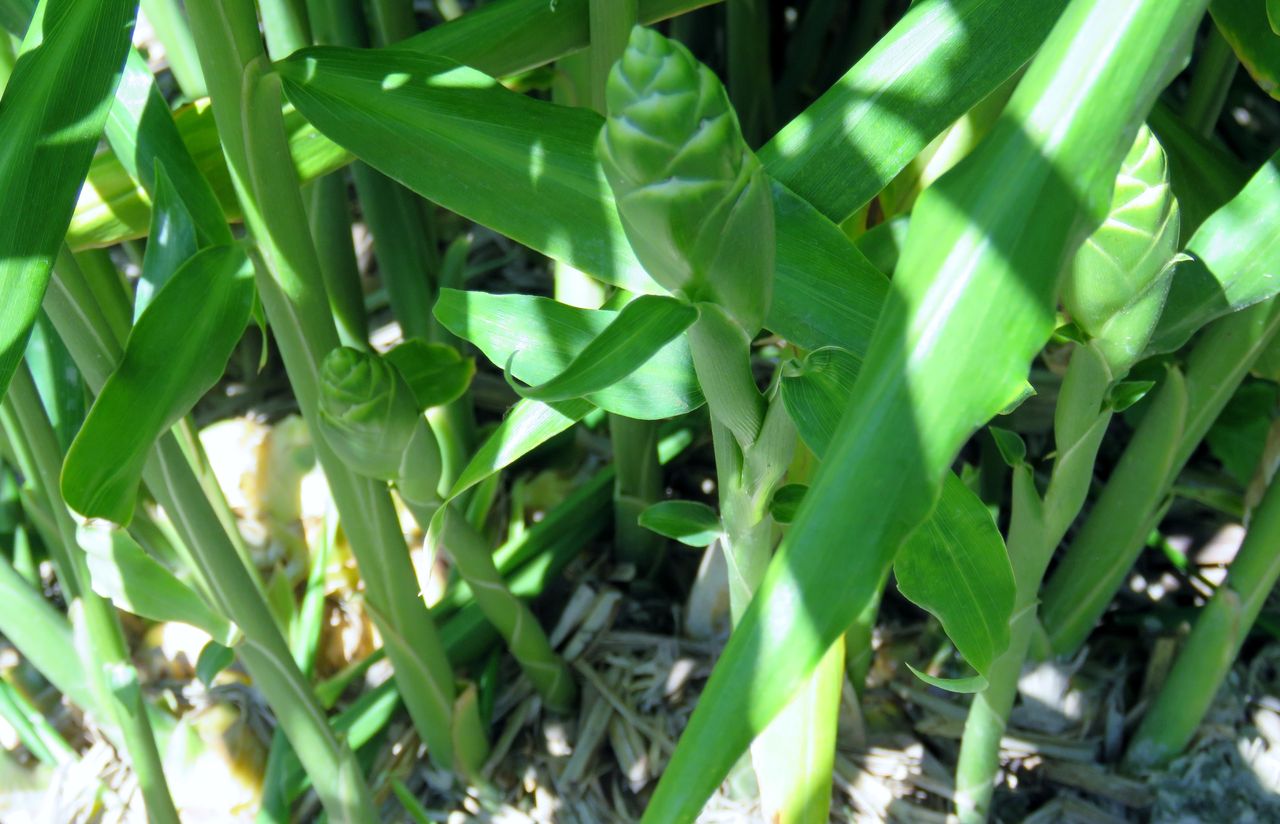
726,0,773,147
418,499,577,711
1183,20,1238,138
1042,298,1280,654
259,0,310,59
956,344,1114,822
305,173,369,349
44,208,375,824
366,0,418,44
139,0,207,97
1126,470,1280,767
3,365,180,824
186,0,461,772
0,673,75,767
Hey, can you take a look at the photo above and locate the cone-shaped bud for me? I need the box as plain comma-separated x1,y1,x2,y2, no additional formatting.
598,26,774,333
1063,125,1179,372
317,347,439,490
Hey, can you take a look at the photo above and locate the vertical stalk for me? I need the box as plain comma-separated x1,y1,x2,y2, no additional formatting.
1042,298,1280,654
1126,470,1280,767
1183,21,1238,138
305,172,369,349
310,0,475,492
2,365,180,824
726,0,773,147
139,0,206,97
185,0,462,771
955,344,1114,823
44,189,378,824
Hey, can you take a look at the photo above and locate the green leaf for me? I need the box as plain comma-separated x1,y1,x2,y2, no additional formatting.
644,1,1203,817
638,500,721,547
448,398,593,501
78,523,239,645
1108,379,1157,412
894,473,1015,678
195,641,235,688
435,288,701,419
1212,0,1280,100
385,339,475,411
758,0,1070,223
0,0,138,404
135,161,199,320
1270,0,1280,33
779,347,862,456
769,484,807,525
507,295,698,403
61,245,254,524
277,47,659,295
905,664,988,694
989,427,1028,467
1148,151,1280,355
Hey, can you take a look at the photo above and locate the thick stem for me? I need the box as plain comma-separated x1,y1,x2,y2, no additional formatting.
1126,470,1280,767
3,365,180,824
186,0,461,772
1043,298,1280,654
1183,21,1238,138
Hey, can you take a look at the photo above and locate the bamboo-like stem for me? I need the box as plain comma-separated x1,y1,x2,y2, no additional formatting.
139,0,207,97
726,0,773,147
1042,298,1280,654
1126,469,1280,767
259,0,310,59
44,229,377,824
2,365,180,824
0,673,76,767
1183,21,1238,138
186,0,463,772
305,173,369,349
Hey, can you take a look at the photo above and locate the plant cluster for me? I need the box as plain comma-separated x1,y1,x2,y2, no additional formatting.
0,0,1278,821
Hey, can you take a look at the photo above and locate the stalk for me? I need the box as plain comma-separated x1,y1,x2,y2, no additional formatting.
1041,297,1280,654
317,347,576,711
185,0,466,773
0,673,76,767
1125,470,1280,767
955,126,1179,821
44,206,378,824
305,172,369,349
1183,21,1238,138
310,0,475,493
139,0,206,97
726,0,773,147
599,29,841,822
1,365,180,824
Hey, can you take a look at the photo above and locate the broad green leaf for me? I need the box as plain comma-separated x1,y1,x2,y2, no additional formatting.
779,347,862,456
508,296,697,403
277,47,887,360
448,398,593,500
758,0,1070,223
894,474,1015,678
78,523,239,646
277,47,660,295
0,0,137,404
1212,0,1280,99
1147,102,1251,235
854,215,911,277
62,245,254,524
385,339,475,411
644,1,1205,817
66,0,720,249
638,500,721,547
1270,0,1280,32
435,289,701,419
1147,151,1280,356
135,162,199,319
